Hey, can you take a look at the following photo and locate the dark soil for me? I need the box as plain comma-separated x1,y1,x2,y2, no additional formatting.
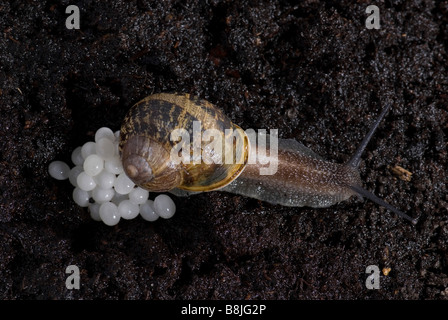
1,0,447,299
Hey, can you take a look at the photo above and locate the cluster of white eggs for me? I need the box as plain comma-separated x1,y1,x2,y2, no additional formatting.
48,127,176,226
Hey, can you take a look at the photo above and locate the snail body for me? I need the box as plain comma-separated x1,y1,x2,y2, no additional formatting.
119,93,416,224
221,139,362,208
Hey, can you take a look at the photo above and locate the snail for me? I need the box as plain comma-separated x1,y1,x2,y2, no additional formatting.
119,93,417,224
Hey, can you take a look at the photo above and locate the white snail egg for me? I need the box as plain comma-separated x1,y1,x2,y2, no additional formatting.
83,154,104,176
140,200,159,222
95,127,115,142
95,170,116,189
88,203,101,221
118,200,140,220
71,146,84,166
114,140,120,157
77,171,97,191
114,173,135,194
92,187,115,204
105,157,123,175
154,194,176,219
48,161,70,180
81,141,97,159
129,187,149,205
96,138,115,160
68,165,84,187
114,130,120,141
72,187,90,207
99,202,120,226
111,192,128,206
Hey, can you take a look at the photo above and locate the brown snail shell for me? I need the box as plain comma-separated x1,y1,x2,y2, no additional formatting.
119,93,249,192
